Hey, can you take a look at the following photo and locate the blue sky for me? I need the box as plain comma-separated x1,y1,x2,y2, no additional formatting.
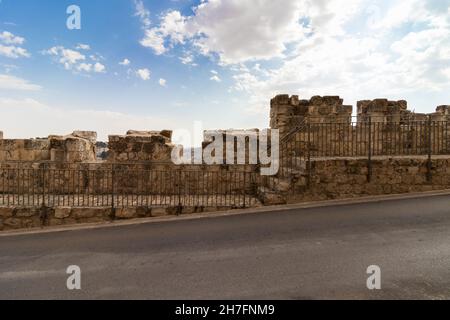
0,0,449,140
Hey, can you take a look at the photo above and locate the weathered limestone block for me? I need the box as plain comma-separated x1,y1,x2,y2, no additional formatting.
436,105,450,115
71,208,106,219
0,131,96,163
0,207,14,218
115,208,137,219
72,131,97,143
3,218,22,229
49,133,97,162
271,94,353,140
357,99,409,121
54,207,71,219
151,207,169,217
108,130,174,162
15,208,36,218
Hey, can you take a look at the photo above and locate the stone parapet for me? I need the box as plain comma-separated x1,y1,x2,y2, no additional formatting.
0,131,97,163
270,94,352,137
108,130,174,162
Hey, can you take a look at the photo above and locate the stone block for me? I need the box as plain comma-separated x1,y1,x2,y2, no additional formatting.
3,218,22,229
151,207,168,217
54,207,71,219
71,208,110,219
115,208,137,219
72,131,97,143
271,94,290,106
0,207,14,218
15,208,36,218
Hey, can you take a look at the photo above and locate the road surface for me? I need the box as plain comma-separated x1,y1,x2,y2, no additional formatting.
1,195,450,299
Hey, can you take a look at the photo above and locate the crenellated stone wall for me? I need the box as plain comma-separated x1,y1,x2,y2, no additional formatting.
0,131,97,163
270,95,353,137
108,130,175,162
271,95,450,157
0,94,449,232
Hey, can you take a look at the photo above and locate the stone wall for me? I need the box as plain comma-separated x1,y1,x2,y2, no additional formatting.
288,156,450,203
271,95,450,157
270,95,353,137
1,94,450,232
0,131,97,162
108,130,174,162
0,205,234,231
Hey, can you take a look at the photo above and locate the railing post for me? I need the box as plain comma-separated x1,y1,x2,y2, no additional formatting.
110,163,116,219
42,164,46,208
307,120,311,187
427,115,432,182
243,172,246,209
367,117,373,183
177,170,182,215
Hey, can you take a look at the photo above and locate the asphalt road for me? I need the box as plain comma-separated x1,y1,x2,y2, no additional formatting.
1,195,450,300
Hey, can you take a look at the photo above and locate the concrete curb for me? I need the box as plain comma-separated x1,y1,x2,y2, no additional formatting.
1,189,450,237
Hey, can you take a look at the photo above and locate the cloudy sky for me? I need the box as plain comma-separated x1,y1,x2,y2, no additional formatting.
0,0,449,140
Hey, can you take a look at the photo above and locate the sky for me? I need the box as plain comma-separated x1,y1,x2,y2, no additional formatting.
0,0,449,141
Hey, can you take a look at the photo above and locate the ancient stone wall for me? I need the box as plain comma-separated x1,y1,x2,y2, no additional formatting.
271,95,450,158
270,95,353,137
288,156,450,203
0,131,97,162
108,130,174,162
1,94,450,232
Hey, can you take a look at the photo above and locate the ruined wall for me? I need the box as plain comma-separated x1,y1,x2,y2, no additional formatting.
270,95,353,137
108,130,174,162
0,131,97,163
271,95,450,158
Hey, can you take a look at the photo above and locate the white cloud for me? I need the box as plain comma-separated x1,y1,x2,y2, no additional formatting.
119,58,131,66
45,46,85,69
0,74,41,91
0,31,29,58
0,31,25,45
210,75,221,82
44,45,107,74
76,63,92,73
179,54,197,66
136,0,312,64
159,78,167,86
137,6,189,55
0,44,30,58
214,0,450,115
76,43,91,50
209,70,222,82
134,0,151,28
140,29,167,55
136,68,151,80
94,62,106,73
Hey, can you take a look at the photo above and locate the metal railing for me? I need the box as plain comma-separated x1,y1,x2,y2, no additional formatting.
0,164,260,208
305,117,449,158
280,115,450,183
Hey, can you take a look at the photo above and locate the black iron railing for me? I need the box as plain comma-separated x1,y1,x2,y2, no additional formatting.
0,164,260,208
279,116,450,183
